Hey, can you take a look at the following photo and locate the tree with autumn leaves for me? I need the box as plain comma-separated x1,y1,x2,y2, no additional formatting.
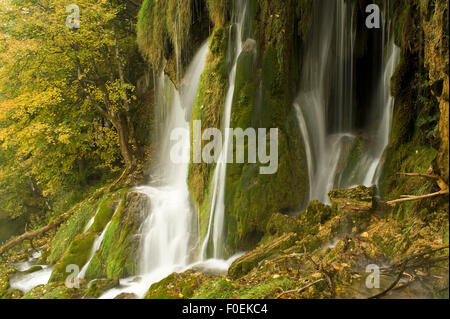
0,0,150,220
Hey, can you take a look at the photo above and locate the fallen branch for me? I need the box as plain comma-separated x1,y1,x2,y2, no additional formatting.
386,189,449,206
0,211,72,256
387,172,449,206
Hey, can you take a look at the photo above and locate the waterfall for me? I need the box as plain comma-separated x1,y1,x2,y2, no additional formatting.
200,1,247,260
100,41,209,299
295,0,399,203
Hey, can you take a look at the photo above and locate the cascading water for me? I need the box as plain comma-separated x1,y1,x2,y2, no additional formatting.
78,220,113,280
295,0,399,203
200,0,247,260
100,41,209,299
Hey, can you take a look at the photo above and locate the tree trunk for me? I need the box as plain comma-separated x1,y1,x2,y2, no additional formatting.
114,116,136,170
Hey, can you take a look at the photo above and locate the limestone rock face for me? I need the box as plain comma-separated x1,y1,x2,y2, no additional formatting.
422,0,449,182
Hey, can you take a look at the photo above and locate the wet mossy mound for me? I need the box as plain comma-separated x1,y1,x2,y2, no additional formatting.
49,232,97,283
85,192,149,280
144,270,215,299
85,278,120,298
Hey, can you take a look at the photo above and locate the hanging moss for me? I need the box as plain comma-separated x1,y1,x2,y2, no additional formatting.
137,0,211,83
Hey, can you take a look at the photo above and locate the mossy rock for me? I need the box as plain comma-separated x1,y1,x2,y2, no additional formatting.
297,200,335,234
223,40,309,253
2,288,23,299
228,232,299,279
0,266,16,298
328,185,375,213
22,282,86,299
266,213,302,237
85,278,119,298
85,192,148,280
23,265,44,274
144,270,214,299
49,232,97,283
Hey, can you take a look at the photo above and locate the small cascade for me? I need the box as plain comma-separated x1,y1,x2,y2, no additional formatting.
295,0,399,203
9,251,53,293
201,0,247,260
78,220,113,280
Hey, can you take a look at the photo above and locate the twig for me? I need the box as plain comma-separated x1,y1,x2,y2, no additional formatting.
397,173,441,180
276,279,325,299
303,246,335,298
368,263,407,299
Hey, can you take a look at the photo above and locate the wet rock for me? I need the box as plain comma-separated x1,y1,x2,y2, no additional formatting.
328,185,375,213
144,270,213,299
85,278,120,298
23,265,44,274
228,232,299,279
114,292,137,299
242,38,257,54
3,288,23,299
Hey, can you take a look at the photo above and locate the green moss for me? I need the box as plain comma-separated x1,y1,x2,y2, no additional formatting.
23,265,43,274
192,276,296,299
22,282,85,299
266,213,302,237
144,271,213,299
223,42,309,252
49,232,97,283
88,191,124,233
137,0,210,80
297,201,335,234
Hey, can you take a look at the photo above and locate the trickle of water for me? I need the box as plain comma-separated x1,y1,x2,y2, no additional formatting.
78,219,114,280
201,0,248,260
